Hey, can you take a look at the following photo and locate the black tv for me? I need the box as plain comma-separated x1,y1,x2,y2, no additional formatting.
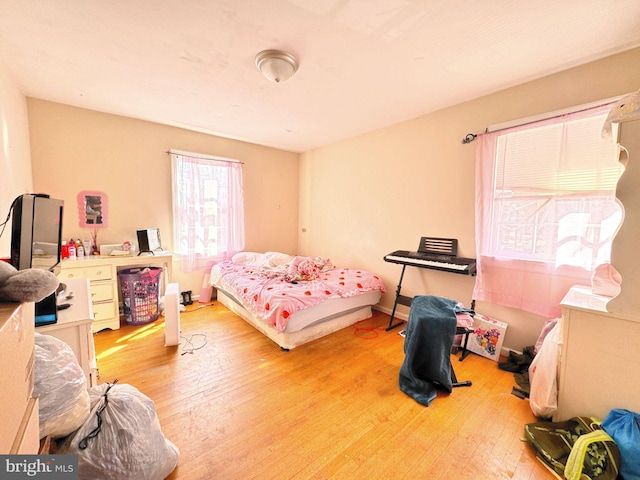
9,194,64,326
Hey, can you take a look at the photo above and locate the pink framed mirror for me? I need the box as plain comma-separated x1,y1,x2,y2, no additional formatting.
77,190,108,228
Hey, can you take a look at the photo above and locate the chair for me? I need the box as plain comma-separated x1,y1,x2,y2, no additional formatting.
399,295,472,406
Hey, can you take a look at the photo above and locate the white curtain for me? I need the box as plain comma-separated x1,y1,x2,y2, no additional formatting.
473,103,622,318
171,151,245,272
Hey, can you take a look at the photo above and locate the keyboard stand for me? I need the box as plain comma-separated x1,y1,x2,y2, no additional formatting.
386,263,412,331
385,237,471,330
384,257,474,362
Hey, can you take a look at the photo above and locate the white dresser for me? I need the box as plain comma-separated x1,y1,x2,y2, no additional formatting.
0,302,39,454
57,253,172,331
555,287,640,422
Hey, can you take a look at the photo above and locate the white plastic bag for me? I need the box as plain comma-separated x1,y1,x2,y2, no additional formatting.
34,332,90,438
59,382,179,480
528,318,562,419
534,317,559,355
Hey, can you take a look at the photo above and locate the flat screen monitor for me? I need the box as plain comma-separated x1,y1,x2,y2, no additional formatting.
137,228,163,253
9,194,64,326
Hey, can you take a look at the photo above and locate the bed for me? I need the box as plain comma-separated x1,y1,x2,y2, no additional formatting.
208,251,386,349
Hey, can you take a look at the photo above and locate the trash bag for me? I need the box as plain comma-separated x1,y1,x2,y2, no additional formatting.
534,317,559,355
34,332,90,438
528,318,562,419
602,409,640,480
58,381,179,480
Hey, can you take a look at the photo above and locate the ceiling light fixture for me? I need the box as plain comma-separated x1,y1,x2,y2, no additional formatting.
255,49,298,83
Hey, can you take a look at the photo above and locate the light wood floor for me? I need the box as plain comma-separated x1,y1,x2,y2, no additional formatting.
93,302,552,480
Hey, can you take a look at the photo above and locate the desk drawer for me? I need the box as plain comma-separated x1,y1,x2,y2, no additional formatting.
85,265,113,281
58,268,81,281
90,282,114,303
59,265,113,282
10,397,39,454
93,301,117,321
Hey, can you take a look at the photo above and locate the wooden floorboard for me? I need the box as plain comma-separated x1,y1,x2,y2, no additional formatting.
92,302,553,479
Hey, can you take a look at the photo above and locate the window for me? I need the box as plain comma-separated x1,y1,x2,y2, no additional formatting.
170,150,245,272
473,103,622,318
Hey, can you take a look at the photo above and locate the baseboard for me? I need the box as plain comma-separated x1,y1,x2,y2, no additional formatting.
372,305,408,322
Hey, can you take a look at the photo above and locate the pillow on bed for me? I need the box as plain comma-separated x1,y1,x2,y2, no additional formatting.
263,252,293,267
231,251,264,266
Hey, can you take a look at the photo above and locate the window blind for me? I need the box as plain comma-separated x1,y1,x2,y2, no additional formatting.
494,106,622,196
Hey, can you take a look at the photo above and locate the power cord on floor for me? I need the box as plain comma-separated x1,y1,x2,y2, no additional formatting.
180,302,216,313
353,319,384,339
180,333,208,355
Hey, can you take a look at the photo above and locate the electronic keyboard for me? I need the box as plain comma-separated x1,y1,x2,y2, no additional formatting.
383,237,476,275
384,250,476,275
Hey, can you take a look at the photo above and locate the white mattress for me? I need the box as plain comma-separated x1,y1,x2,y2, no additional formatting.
216,288,381,349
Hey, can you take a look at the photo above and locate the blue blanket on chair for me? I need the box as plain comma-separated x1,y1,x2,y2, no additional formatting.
399,295,458,406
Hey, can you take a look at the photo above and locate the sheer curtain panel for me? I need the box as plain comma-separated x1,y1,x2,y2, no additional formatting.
170,151,245,272
473,103,622,318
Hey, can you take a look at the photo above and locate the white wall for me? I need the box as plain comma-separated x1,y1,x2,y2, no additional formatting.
27,100,299,294
0,58,33,258
300,47,640,352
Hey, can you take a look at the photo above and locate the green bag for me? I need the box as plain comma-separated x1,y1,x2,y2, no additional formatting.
524,416,620,480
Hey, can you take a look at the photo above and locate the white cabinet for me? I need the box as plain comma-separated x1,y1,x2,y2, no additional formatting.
555,286,640,421
36,278,97,387
57,254,172,331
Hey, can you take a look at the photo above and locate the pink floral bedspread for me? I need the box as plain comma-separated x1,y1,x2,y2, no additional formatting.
210,258,385,333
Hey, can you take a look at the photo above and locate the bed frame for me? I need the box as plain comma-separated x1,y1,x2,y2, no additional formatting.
216,289,378,350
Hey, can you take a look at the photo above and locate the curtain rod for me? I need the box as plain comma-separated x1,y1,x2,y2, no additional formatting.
167,149,244,164
460,94,625,145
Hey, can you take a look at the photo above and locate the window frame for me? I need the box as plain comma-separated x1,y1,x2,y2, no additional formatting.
473,102,622,317
170,150,245,272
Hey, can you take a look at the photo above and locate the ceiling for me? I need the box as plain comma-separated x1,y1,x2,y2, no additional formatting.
0,0,639,153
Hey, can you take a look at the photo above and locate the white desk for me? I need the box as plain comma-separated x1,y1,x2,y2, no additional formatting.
58,253,172,331
36,278,97,387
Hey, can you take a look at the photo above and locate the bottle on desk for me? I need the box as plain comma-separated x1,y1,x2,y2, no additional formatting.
82,239,92,257
61,241,69,259
68,239,76,259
